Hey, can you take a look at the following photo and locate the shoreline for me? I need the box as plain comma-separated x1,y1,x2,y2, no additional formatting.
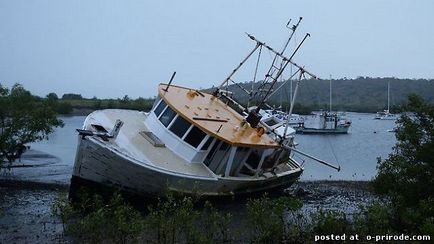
0,178,374,243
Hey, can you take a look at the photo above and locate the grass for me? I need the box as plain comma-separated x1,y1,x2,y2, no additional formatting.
51,187,425,243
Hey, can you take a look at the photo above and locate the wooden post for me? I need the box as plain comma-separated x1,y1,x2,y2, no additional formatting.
163,71,176,92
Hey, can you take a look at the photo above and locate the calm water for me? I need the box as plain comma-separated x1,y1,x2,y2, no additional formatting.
297,112,396,180
27,113,397,182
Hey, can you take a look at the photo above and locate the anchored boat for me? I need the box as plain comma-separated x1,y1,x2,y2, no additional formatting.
296,111,351,134
374,81,397,120
70,19,340,198
296,79,351,134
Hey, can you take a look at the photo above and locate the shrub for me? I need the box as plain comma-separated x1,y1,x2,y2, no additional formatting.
247,195,304,243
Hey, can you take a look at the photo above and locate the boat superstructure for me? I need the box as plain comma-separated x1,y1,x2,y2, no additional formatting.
70,19,340,198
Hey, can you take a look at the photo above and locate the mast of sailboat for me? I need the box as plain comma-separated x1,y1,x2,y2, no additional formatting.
387,80,390,112
329,75,332,112
290,78,293,112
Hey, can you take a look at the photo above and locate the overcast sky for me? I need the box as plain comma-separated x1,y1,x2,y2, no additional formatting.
1,0,433,99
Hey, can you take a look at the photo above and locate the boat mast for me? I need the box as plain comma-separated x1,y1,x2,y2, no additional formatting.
290,78,293,111
387,80,390,112
283,69,304,137
329,75,332,112
219,43,261,93
251,18,303,105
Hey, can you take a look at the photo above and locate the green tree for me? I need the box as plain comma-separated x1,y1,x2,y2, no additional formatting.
61,93,83,100
57,102,73,114
46,92,59,101
372,94,434,232
0,83,64,164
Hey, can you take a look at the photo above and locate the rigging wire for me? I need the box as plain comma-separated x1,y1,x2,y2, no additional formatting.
326,135,341,169
252,45,263,91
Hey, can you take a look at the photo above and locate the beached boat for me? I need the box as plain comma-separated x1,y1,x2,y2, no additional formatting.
71,86,303,197
70,20,340,198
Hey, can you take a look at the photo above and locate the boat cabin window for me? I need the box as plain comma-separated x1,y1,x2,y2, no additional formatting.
159,106,176,127
200,136,214,150
264,118,279,126
169,115,191,138
154,100,167,117
184,126,206,148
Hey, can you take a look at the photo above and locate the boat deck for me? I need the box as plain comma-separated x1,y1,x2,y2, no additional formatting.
83,109,216,178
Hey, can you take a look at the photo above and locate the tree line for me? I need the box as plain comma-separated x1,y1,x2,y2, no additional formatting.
218,77,434,114
16,77,434,115
45,92,155,115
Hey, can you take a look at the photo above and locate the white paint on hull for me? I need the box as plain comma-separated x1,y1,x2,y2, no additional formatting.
72,109,303,196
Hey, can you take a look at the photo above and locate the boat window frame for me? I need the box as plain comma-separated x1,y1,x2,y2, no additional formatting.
199,135,214,151
168,114,192,139
154,99,167,118
204,139,222,166
155,103,217,152
183,125,207,148
158,105,177,127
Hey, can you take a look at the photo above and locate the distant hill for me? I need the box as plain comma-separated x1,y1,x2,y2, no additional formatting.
208,77,434,113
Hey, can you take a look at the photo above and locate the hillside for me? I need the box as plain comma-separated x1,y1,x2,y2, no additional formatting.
212,77,434,113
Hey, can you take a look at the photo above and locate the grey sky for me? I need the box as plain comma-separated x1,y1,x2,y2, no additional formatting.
1,0,433,99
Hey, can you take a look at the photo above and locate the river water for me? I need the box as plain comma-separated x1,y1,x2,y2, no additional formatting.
1,112,394,242
296,112,396,181
22,112,397,183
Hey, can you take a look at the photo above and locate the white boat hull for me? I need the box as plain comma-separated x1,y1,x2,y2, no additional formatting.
71,137,302,197
70,110,303,198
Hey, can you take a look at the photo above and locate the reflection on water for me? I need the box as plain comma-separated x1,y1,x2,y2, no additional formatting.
28,113,396,181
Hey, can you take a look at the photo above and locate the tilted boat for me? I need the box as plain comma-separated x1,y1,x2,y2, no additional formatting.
70,19,340,198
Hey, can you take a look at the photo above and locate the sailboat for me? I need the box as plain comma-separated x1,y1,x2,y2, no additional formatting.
374,81,397,120
70,20,340,198
296,79,351,134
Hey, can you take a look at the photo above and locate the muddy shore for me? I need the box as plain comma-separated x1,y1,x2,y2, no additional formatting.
0,150,375,243
0,180,374,243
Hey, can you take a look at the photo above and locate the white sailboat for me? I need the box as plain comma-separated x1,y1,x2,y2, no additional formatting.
375,81,397,120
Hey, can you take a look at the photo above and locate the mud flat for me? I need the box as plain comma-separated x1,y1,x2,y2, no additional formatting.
0,183,69,243
0,150,375,242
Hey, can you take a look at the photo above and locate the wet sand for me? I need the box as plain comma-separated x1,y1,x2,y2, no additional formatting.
0,150,374,243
